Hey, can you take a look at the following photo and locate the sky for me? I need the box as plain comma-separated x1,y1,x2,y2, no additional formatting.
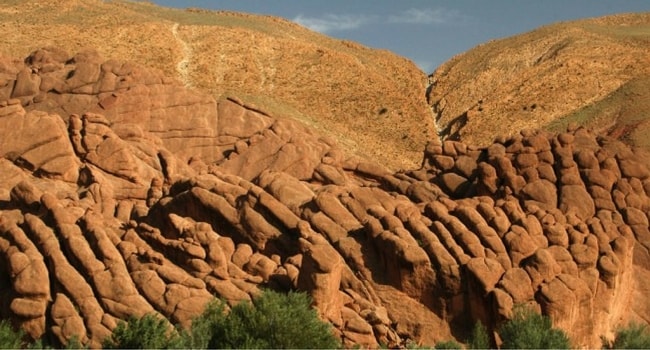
152,0,650,73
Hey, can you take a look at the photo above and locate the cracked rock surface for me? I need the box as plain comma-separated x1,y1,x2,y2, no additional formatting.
1,49,650,348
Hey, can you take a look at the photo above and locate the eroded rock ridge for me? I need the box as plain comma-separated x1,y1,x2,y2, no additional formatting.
1,49,649,348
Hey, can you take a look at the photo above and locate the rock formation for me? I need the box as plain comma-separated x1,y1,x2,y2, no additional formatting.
1,48,650,348
0,0,434,171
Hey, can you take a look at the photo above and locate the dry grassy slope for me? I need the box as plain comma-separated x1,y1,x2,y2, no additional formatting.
0,0,434,171
427,13,650,150
547,76,650,149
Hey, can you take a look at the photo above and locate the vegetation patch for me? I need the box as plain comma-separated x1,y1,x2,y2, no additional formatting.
604,322,650,349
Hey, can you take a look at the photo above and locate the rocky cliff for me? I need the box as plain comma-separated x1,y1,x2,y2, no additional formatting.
1,47,650,349
427,13,650,151
0,0,434,171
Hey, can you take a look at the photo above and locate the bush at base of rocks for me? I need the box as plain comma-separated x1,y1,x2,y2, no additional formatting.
604,322,650,349
433,340,463,349
0,320,25,349
0,320,78,349
102,289,340,349
1,290,340,349
101,313,182,349
498,305,570,349
467,321,490,349
204,289,341,349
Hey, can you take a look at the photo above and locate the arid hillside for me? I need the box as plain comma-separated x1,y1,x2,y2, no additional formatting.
0,0,435,171
428,13,650,150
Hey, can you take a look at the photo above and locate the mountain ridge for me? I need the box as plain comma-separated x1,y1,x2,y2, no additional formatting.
427,12,650,151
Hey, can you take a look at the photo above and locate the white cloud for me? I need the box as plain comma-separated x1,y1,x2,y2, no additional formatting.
292,8,467,34
293,13,375,33
388,8,465,25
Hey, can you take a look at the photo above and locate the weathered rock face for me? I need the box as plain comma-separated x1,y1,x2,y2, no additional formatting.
409,127,649,347
1,49,650,349
0,0,434,171
3,47,221,165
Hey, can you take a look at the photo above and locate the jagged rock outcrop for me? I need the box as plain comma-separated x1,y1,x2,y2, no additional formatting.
400,126,649,347
1,49,650,349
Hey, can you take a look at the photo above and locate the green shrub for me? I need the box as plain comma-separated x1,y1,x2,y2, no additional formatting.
0,325,85,349
0,320,25,349
26,338,51,350
404,339,434,349
206,290,340,349
606,322,650,349
498,306,570,349
102,313,182,349
62,335,85,350
3,290,340,349
177,298,227,349
468,321,490,349
434,339,463,349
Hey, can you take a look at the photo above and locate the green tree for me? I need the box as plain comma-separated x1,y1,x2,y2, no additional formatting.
102,313,182,349
498,306,570,349
0,320,25,349
206,290,340,349
605,322,650,349
468,321,490,349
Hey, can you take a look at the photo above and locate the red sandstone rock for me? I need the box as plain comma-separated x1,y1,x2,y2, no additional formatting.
0,48,649,349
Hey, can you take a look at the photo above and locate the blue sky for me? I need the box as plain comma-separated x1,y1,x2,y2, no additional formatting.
153,1,650,73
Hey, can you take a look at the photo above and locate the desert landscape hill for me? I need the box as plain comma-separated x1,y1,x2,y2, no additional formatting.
1,1,650,349
0,0,434,171
428,12,650,151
